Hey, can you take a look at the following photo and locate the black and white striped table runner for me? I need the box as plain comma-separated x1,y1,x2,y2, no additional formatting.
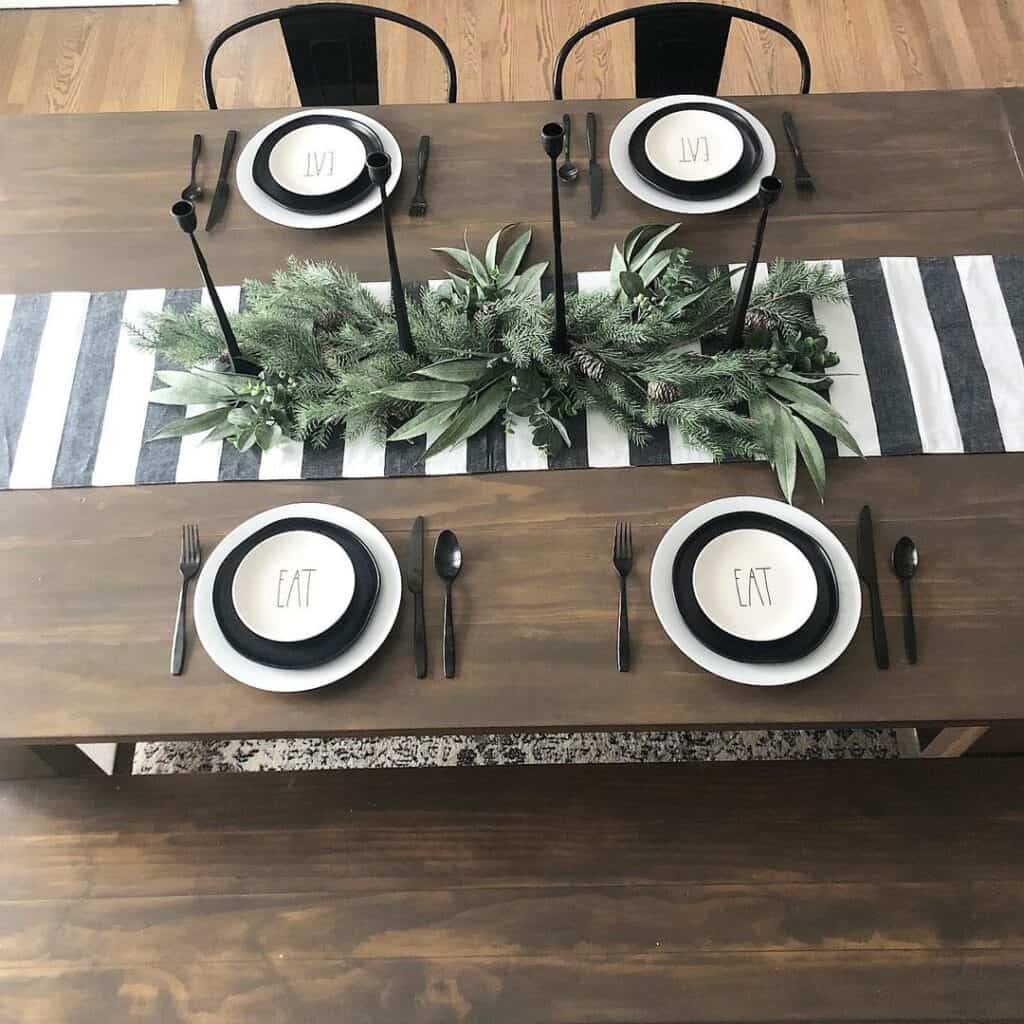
2,255,1023,492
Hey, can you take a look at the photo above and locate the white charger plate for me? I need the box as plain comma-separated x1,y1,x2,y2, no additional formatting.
650,497,861,685
610,95,776,214
195,503,401,692
236,109,402,229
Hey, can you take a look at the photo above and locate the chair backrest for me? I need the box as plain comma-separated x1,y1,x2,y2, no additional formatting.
204,3,457,109
552,2,811,100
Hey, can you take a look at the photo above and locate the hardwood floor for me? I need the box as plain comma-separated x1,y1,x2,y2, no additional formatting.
1,0,1023,115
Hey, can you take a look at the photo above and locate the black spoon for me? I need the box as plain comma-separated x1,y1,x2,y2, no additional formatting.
181,133,203,202
891,536,919,665
558,114,579,183
434,530,463,679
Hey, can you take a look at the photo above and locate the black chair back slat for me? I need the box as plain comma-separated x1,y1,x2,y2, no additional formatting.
204,3,457,109
279,8,380,107
553,2,811,99
634,8,731,98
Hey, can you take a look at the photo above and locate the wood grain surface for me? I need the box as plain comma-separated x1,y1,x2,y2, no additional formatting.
3,0,1024,116
1,453,1022,745
3,89,1024,295
2,759,1023,1021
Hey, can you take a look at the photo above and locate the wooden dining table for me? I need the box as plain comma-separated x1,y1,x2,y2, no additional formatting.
1,88,1023,755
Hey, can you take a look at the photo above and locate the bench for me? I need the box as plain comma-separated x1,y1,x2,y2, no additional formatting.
2,759,1022,1022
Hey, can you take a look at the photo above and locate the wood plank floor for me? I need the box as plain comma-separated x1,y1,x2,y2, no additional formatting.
2,0,1024,115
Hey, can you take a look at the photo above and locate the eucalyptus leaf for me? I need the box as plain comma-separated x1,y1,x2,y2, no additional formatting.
629,224,679,271
772,403,798,503
378,381,469,402
228,407,256,426
148,406,230,441
149,383,234,406
188,368,254,393
609,244,627,293
205,419,242,442
414,358,489,383
432,245,489,287
764,375,834,414
619,270,645,299
236,428,257,452
423,380,511,458
663,283,712,320
388,400,462,442
790,402,863,457
791,412,827,502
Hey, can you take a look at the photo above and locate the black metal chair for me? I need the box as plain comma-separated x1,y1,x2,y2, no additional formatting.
204,3,457,109
552,2,811,100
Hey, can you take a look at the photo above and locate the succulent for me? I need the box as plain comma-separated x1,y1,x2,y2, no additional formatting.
432,224,548,316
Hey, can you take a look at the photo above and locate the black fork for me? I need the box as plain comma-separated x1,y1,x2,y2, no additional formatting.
612,521,633,672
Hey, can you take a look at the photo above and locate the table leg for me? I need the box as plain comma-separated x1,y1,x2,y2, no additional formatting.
27,745,107,777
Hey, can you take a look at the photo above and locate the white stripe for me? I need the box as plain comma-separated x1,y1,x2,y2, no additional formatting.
954,255,1024,451
342,431,386,477
423,279,468,475
810,260,881,457
577,271,630,467
504,413,548,470
880,257,963,453
668,429,715,465
258,438,304,480
91,290,164,486
8,292,91,489
175,287,240,483
0,293,16,360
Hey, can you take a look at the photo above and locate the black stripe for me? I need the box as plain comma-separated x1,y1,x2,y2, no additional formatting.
384,437,425,476
52,291,126,487
843,259,922,456
301,430,346,479
218,442,261,480
918,257,1003,453
466,417,507,474
992,255,1024,362
629,427,671,466
0,293,51,488
544,273,587,470
134,289,202,484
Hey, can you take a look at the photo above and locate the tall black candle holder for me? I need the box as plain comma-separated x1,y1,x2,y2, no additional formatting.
366,152,415,356
725,176,784,351
541,121,569,355
171,200,259,375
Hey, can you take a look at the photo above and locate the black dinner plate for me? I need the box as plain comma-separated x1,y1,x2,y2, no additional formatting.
628,102,763,200
672,511,839,664
213,517,380,669
252,114,383,214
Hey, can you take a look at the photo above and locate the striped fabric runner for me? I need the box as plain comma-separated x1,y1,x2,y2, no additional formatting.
2,255,1023,492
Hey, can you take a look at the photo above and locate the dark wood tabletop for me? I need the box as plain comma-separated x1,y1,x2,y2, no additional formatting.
1,89,1024,745
3,89,1024,294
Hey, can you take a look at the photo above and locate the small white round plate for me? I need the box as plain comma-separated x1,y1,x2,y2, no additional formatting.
650,497,860,686
644,108,745,182
691,528,818,642
231,529,356,643
236,109,402,229
195,503,401,692
610,95,776,214
266,122,366,196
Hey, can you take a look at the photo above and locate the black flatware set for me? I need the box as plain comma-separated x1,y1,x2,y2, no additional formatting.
407,519,464,679
857,505,919,669
556,112,603,217
181,130,238,232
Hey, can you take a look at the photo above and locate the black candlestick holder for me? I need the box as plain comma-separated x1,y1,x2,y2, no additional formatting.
541,121,569,355
725,176,784,351
366,152,415,356
171,200,259,375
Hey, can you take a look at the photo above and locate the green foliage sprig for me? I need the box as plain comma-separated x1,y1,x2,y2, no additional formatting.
133,223,861,501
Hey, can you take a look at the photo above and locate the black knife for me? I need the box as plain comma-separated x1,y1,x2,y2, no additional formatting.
408,516,427,678
205,129,238,232
586,111,602,218
856,505,890,670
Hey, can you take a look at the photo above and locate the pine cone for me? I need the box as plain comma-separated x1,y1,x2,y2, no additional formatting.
744,308,783,333
571,346,606,381
312,309,346,336
647,380,680,404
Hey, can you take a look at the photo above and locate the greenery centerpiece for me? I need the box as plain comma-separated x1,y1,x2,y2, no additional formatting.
133,223,860,500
